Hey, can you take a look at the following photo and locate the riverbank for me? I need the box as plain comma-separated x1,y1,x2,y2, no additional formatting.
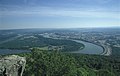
0,36,111,56
0,49,30,55
42,37,105,55
71,39,111,56
70,40,103,55
100,44,111,56
79,40,111,56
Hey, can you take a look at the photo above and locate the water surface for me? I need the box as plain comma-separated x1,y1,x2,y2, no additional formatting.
70,40,103,54
0,40,103,55
0,49,30,55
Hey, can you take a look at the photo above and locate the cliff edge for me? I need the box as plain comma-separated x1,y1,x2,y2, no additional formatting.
0,55,26,76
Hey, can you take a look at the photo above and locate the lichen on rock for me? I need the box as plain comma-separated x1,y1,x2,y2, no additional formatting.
0,55,26,76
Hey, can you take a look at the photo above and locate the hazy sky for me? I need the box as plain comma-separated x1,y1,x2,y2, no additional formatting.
0,0,120,29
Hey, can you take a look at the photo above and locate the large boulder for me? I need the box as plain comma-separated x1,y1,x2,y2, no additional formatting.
0,55,26,76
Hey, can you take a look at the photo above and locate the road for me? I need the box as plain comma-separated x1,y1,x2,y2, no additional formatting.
101,44,111,56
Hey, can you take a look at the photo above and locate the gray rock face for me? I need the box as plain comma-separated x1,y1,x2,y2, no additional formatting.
0,55,26,76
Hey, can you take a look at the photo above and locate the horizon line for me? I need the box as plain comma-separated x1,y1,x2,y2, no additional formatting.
0,26,120,30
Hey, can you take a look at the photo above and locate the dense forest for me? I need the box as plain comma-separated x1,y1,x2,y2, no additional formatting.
0,35,84,52
19,48,120,76
0,29,120,76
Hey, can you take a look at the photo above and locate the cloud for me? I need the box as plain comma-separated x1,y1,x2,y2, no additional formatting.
0,6,119,20
94,0,112,4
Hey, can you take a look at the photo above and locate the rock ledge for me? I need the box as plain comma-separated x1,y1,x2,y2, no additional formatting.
0,55,26,76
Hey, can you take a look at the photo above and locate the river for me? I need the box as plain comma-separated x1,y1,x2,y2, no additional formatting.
70,40,104,55
40,36,104,55
0,40,104,55
0,49,30,55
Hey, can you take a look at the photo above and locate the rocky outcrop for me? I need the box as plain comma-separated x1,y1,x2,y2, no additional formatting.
0,55,26,76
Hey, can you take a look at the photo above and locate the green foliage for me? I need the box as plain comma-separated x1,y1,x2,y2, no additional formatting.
23,48,79,76
0,35,84,51
71,54,119,76
77,68,89,76
97,69,115,76
111,46,120,56
20,48,119,76
0,34,17,42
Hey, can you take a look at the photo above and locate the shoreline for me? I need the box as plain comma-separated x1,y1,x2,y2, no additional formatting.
100,45,111,56
71,38,111,56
